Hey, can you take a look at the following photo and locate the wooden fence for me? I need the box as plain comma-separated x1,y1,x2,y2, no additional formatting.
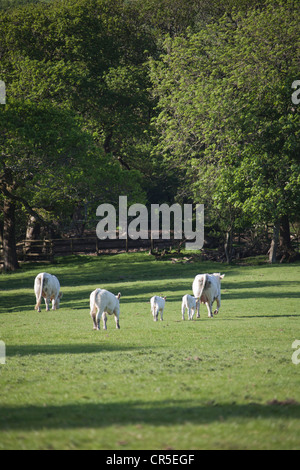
0,235,181,264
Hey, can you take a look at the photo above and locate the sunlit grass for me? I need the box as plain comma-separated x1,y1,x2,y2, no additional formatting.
0,253,299,449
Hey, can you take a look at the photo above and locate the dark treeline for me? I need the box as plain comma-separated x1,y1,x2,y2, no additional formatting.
0,0,299,270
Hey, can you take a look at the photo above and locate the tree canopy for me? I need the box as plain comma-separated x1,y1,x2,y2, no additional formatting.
150,0,300,261
0,0,299,270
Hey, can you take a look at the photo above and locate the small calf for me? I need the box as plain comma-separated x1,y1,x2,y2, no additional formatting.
150,295,166,322
90,288,121,330
181,294,197,320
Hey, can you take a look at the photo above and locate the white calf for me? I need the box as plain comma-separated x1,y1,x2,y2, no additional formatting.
34,272,62,312
192,273,225,318
90,288,121,330
150,295,166,321
181,294,197,320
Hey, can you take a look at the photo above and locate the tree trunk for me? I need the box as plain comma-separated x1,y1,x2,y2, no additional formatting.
268,221,280,264
279,215,299,262
24,215,41,256
3,197,19,271
26,215,41,240
0,220,3,245
224,229,233,263
279,215,293,261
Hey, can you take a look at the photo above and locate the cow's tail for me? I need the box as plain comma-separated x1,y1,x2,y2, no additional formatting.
90,289,99,315
195,274,207,302
35,273,44,311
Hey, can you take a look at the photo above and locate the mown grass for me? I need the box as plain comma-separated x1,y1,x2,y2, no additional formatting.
0,252,299,449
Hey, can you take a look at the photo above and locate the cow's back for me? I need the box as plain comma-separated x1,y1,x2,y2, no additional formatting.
46,274,60,296
151,296,165,310
95,289,119,314
35,273,60,295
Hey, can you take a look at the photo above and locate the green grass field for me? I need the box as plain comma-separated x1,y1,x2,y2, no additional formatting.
0,252,299,450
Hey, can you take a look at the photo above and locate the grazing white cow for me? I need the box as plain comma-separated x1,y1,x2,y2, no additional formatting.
181,294,197,321
192,273,225,318
34,272,62,312
90,288,121,330
150,295,166,322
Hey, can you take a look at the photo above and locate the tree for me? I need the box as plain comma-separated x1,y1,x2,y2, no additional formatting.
0,99,145,271
0,0,156,171
0,0,148,270
0,101,92,270
150,0,300,261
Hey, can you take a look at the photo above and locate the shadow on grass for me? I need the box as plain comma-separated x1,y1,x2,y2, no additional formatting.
6,343,150,357
0,254,231,292
0,399,299,431
0,293,35,314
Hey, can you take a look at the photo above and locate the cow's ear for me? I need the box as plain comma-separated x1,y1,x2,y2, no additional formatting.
117,292,121,299
220,274,225,279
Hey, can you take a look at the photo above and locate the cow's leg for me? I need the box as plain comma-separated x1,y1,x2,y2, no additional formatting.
114,313,120,329
153,307,158,321
196,300,200,318
213,296,221,315
160,308,163,321
51,297,56,310
45,297,50,311
35,297,41,312
206,302,213,318
101,311,107,330
96,309,103,330
91,313,97,330
182,304,185,321
190,307,195,320
90,307,98,330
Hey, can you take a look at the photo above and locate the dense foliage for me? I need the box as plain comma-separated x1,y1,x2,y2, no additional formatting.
0,0,299,270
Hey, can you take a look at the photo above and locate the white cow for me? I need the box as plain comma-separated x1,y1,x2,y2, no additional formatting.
150,295,166,322
192,273,225,318
181,294,197,321
90,288,121,330
34,272,63,312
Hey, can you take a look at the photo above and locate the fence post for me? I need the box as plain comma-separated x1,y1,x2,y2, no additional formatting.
50,240,54,262
23,241,27,262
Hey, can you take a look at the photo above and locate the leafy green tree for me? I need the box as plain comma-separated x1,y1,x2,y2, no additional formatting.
150,0,300,261
0,99,144,271
0,101,93,270
1,0,156,169
0,0,148,270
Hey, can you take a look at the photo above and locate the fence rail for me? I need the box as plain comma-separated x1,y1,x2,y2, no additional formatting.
0,235,181,263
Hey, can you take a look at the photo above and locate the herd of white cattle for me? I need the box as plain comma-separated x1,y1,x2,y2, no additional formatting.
34,271,225,330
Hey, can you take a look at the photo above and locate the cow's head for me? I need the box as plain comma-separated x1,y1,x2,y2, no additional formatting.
213,273,225,281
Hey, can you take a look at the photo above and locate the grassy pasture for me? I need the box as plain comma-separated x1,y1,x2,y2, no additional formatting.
0,252,299,450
